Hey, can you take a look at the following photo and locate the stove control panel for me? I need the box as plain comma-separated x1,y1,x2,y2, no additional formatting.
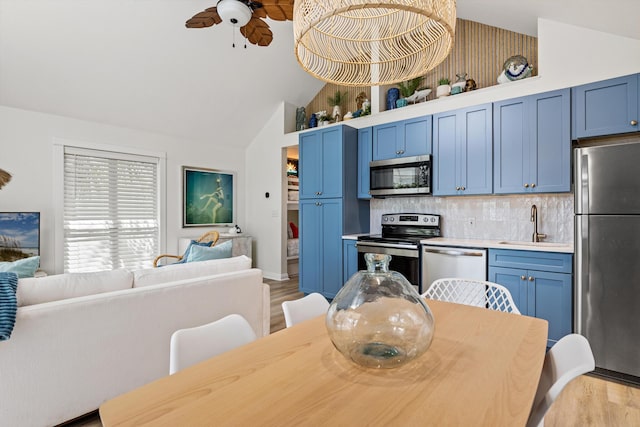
381,213,440,226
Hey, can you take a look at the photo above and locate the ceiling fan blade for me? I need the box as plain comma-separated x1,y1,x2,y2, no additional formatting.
240,17,273,47
252,8,267,19
260,0,294,21
185,7,223,28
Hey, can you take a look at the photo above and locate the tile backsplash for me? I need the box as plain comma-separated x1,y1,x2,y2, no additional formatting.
371,193,574,244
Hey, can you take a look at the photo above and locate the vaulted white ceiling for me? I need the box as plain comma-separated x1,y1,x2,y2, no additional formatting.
1,0,638,148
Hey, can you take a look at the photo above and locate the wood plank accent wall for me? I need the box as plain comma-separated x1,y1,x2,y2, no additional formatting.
305,85,372,120
305,18,537,116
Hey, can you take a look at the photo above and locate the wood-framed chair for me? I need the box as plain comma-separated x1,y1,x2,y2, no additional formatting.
153,230,220,267
422,278,521,314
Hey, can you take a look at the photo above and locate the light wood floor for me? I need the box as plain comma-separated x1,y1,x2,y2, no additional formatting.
65,275,639,426
266,275,304,333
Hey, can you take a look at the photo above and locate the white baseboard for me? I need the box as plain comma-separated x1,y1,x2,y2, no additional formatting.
262,271,290,281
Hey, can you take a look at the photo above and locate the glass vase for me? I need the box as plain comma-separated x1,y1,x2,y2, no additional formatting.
326,253,435,369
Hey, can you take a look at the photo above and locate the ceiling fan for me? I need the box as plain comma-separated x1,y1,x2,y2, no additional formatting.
186,0,294,47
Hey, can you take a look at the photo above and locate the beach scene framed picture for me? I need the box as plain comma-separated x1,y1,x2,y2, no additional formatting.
0,212,40,262
183,166,236,227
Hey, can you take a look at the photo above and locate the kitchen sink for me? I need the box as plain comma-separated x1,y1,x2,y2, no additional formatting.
497,241,569,248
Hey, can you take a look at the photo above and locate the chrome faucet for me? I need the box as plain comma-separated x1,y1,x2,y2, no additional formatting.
530,204,547,242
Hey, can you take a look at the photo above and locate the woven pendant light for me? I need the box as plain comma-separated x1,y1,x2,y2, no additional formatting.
294,0,456,86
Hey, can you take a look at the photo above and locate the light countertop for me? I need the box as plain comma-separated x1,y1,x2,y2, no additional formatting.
420,238,573,253
341,235,573,253
342,234,369,240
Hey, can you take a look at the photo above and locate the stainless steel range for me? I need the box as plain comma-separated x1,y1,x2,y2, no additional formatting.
356,213,441,293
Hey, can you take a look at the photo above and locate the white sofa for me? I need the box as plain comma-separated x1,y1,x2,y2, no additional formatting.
0,256,270,427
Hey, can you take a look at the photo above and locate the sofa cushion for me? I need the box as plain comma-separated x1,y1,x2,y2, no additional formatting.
0,256,40,279
16,268,134,307
186,240,232,263
133,255,252,288
171,239,214,265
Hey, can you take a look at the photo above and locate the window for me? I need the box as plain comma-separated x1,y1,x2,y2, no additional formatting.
62,146,162,273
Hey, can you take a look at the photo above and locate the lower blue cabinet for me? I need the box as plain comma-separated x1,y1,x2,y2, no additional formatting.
343,239,358,285
488,249,572,347
300,199,344,298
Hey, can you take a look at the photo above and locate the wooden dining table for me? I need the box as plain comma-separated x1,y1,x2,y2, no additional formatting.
100,300,548,426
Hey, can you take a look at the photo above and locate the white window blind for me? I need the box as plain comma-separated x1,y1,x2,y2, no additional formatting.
63,147,159,273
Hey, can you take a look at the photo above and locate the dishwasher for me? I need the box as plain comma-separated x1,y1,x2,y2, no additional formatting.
421,245,487,292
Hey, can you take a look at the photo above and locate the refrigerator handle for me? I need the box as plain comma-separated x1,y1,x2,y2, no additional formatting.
574,148,589,214
574,215,588,335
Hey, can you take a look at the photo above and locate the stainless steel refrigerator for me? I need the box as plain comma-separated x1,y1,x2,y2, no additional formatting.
575,137,640,384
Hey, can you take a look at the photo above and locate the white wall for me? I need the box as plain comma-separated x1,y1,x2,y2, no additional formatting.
0,106,246,274
247,19,640,278
244,102,299,279
537,18,640,88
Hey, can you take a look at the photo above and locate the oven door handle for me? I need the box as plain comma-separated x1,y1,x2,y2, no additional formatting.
356,243,419,259
356,241,419,250
422,247,485,257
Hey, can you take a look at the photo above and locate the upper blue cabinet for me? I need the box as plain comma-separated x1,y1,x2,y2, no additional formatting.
357,127,372,199
299,126,350,199
372,115,432,161
494,89,571,194
433,104,493,196
572,73,639,139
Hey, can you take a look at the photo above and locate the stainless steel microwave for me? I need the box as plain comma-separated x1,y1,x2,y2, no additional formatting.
369,155,431,197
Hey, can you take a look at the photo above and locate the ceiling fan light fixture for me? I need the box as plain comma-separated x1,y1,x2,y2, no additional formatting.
294,0,457,86
217,0,252,27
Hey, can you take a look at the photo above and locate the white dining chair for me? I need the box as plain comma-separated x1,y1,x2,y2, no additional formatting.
526,334,595,427
422,278,521,314
169,314,257,375
282,292,330,328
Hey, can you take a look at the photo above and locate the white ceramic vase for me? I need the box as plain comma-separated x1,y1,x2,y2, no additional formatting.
332,105,342,122
436,84,451,98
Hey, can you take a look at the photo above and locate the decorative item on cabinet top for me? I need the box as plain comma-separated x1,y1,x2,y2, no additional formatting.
451,73,467,95
397,77,425,107
295,107,306,131
497,55,534,84
328,90,347,122
386,88,400,110
436,78,451,98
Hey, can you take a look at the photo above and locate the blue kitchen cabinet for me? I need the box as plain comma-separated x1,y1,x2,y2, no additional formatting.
372,116,432,161
433,104,493,196
357,127,372,199
372,122,399,160
299,130,322,200
299,126,346,199
402,116,432,157
572,73,639,139
494,89,571,194
490,266,527,311
299,199,322,295
299,124,370,299
488,249,572,347
299,199,345,298
342,239,358,285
